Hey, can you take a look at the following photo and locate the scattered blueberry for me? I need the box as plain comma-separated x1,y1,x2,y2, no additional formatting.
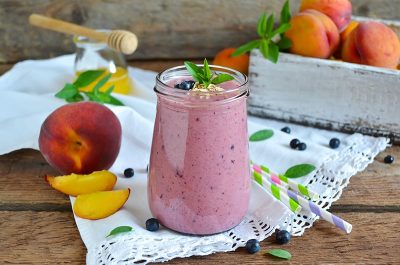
175,80,195,90
123,168,134,178
145,218,160,232
384,155,394,164
245,239,260,254
329,138,341,149
290,139,300,149
281,127,291,134
276,230,291,244
297,142,307,151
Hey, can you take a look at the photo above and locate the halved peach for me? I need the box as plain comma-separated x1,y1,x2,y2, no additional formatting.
73,189,130,220
45,170,117,196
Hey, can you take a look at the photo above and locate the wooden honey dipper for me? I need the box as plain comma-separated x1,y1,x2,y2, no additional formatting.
29,14,138,54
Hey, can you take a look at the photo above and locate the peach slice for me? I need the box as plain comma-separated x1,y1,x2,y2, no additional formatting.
73,189,130,220
45,170,117,196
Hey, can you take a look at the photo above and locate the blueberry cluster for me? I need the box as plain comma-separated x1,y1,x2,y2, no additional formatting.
290,138,307,151
245,229,291,254
174,80,195,90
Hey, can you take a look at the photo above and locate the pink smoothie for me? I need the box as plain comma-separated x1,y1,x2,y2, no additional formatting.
148,74,250,235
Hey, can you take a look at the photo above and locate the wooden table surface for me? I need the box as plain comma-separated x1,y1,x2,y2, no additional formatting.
0,61,399,264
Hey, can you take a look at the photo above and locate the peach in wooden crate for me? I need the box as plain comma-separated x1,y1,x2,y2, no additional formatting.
284,9,339,59
45,170,117,196
342,21,400,69
299,0,352,32
73,189,130,220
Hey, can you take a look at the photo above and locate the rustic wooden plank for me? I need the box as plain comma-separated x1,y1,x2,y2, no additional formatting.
0,211,398,264
1,147,399,210
1,0,399,63
0,211,86,264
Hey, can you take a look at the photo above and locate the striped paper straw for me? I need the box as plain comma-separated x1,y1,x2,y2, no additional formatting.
252,163,320,200
253,171,302,214
253,169,352,233
287,189,352,233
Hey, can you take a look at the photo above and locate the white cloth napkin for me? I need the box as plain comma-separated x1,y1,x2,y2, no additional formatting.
0,55,388,264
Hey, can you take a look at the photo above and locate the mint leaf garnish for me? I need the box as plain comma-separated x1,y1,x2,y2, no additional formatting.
184,58,234,89
211,73,234,85
284,164,316,178
232,0,292,63
249,129,274,142
73,70,104,88
107,226,133,237
267,249,292,260
54,70,125,106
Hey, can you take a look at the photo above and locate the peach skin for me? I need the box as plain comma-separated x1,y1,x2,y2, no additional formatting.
284,10,339,58
300,0,352,32
73,189,130,220
213,48,249,74
342,21,400,69
45,170,117,196
39,102,122,174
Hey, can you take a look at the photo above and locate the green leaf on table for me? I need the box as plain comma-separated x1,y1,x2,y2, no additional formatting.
55,83,79,99
232,40,261,57
73,70,104,88
267,249,292,260
257,13,267,37
211,74,234,85
107,226,133,237
284,164,316,179
249,129,274,142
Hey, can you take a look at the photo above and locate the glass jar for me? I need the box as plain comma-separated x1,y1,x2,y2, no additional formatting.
148,65,250,235
73,30,134,95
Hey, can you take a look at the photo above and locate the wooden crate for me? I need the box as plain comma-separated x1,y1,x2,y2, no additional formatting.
247,17,400,143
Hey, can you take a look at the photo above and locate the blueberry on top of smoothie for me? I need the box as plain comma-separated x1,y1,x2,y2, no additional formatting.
175,80,195,90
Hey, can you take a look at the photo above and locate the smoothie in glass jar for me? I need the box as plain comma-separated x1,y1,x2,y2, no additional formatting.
148,64,250,235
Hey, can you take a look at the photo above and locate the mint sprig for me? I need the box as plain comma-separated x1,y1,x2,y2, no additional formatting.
232,0,292,63
184,59,234,89
55,69,124,106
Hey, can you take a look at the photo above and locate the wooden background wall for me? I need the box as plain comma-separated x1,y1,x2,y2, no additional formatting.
0,0,399,63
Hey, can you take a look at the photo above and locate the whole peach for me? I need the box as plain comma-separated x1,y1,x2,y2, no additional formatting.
334,20,359,58
213,48,249,74
342,21,400,69
39,102,122,174
300,0,352,32
284,10,339,58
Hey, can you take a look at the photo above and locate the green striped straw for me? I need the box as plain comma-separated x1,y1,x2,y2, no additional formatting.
254,163,319,200
253,171,302,214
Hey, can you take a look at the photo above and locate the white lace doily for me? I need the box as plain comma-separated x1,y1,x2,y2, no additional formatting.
87,134,388,265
